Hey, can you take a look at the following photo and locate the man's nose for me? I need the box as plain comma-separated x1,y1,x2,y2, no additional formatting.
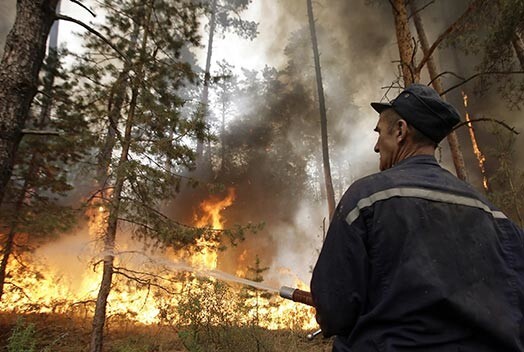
374,142,379,153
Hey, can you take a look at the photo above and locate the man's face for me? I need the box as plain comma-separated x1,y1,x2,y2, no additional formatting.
374,112,400,171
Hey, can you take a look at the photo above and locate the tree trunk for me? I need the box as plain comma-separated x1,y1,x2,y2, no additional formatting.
196,0,218,161
410,0,468,182
391,0,418,86
0,0,59,204
512,30,524,70
96,72,129,188
306,0,336,219
90,81,139,352
220,91,226,173
315,151,326,201
0,227,16,301
89,4,152,351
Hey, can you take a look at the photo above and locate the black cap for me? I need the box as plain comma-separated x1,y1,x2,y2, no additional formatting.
370,84,461,143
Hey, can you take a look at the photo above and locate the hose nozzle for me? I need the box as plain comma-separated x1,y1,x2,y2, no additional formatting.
279,286,315,307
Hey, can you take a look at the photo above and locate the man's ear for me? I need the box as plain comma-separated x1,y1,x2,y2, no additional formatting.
396,119,409,143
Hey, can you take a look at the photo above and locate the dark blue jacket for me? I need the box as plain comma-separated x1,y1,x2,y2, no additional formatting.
311,155,524,351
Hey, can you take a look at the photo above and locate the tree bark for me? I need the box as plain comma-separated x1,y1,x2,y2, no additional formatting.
391,0,418,86
89,4,152,351
306,0,336,219
0,0,59,204
0,227,16,300
410,0,469,182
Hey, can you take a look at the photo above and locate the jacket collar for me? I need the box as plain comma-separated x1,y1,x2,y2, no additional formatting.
393,154,439,169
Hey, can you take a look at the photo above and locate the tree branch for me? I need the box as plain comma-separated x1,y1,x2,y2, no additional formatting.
70,299,97,307
4,281,32,300
69,0,97,17
54,14,129,63
451,118,519,134
127,153,198,183
440,71,524,95
426,71,465,86
21,129,61,136
113,266,178,295
408,0,435,19
415,0,481,74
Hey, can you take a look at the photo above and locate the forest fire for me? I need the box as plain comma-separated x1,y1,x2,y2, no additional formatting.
0,189,317,331
191,187,236,269
461,91,489,191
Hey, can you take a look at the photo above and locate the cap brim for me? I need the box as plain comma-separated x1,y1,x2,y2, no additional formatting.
371,102,392,114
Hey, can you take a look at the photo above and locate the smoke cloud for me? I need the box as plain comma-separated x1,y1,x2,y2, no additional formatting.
203,0,524,285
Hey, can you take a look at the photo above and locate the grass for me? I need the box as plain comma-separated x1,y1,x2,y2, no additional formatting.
0,312,332,352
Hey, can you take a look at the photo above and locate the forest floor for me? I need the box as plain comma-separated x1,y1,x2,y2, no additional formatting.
0,312,332,352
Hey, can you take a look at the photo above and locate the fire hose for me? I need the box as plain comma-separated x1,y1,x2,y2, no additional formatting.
279,286,322,340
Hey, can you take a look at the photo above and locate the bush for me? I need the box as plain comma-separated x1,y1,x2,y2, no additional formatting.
7,318,37,352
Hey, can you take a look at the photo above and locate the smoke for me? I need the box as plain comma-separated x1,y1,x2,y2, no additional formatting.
200,0,524,287
206,0,398,284
0,0,16,55
184,0,404,285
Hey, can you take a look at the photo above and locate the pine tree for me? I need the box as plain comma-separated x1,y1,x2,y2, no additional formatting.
60,1,211,351
0,48,90,300
196,0,258,162
212,60,237,173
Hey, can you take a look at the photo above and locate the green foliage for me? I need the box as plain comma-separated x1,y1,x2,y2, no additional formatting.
7,318,36,352
175,276,276,352
445,0,524,108
486,126,524,227
203,0,259,40
66,0,228,252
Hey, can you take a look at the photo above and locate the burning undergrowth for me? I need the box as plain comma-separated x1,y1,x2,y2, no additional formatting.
0,184,317,331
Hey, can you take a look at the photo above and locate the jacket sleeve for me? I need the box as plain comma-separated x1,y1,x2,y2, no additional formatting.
310,205,369,337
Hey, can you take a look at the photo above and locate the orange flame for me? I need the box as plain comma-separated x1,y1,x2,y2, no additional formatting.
462,91,489,191
190,188,236,269
195,188,236,230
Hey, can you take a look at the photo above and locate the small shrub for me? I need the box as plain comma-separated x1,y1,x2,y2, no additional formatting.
110,336,158,352
7,318,37,352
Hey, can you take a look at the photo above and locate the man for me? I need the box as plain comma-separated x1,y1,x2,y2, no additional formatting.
311,84,524,351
